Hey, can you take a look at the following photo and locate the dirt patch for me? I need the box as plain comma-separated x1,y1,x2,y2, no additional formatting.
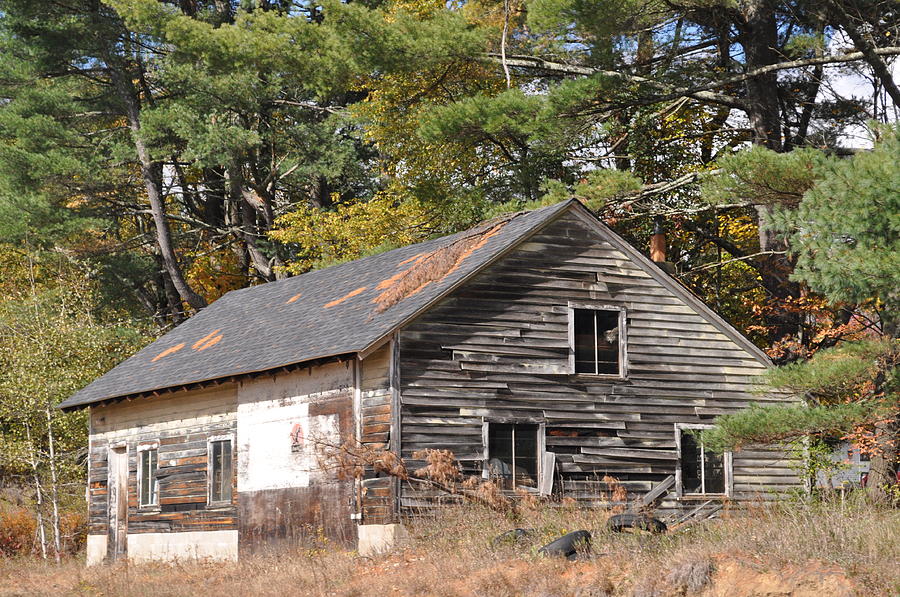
701,557,857,597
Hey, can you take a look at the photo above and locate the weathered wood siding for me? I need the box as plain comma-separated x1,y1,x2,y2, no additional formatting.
88,359,359,554
358,343,398,524
397,212,801,511
88,384,239,538
236,361,356,551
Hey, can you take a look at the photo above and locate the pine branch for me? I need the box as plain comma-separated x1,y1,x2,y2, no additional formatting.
484,54,745,109
484,46,900,110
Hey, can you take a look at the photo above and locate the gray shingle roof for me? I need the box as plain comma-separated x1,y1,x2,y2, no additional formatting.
59,200,575,410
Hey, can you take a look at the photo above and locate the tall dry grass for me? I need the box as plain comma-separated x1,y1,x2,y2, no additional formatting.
0,497,897,596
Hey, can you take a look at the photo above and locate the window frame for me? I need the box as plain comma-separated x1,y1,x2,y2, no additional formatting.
674,423,733,498
207,435,234,507
481,419,546,492
137,442,160,509
567,302,627,378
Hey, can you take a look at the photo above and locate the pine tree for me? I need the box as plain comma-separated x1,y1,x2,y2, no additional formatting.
703,127,900,502
0,0,482,319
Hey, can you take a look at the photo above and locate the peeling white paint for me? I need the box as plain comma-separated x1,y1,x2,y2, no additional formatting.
237,363,350,493
237,399,339,491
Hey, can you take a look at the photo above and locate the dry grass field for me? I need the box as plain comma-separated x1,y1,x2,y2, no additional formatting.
1,498,897,597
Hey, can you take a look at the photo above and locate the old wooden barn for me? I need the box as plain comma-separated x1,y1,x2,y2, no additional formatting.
60,199,801,564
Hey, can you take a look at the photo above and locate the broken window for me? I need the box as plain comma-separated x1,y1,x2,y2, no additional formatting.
209,438,233,505
678,428,727,495
572,308,623,375
138,446,158,507
487,423,539,490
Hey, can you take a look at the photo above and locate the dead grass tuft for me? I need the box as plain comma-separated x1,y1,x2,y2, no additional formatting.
664,553,714,593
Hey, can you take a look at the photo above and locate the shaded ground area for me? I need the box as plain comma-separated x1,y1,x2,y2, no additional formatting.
1,500,896,596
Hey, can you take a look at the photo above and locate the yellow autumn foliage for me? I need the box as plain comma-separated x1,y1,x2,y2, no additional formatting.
351,0,509,205
270,195,435,275
183,242,246,303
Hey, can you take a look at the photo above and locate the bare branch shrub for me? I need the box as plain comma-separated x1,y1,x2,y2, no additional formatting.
311,435,409,481
310,435,520,515
412,449,461,485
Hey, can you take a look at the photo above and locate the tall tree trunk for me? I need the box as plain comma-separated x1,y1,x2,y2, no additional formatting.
107,58,207,312
740,1,783,255
221,178,251,280
153,248,186,325
739,2,782,152
228,162,276,281
200,168,228,229
737,1,803,346
241,186,287,278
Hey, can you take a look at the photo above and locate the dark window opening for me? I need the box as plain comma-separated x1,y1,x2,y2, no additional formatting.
210,439,233,504
487,424,539,490
139,448,158,507
573,309,620,375
680,431,725,494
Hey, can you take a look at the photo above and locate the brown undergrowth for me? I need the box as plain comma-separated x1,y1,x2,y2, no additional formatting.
0,498,897,597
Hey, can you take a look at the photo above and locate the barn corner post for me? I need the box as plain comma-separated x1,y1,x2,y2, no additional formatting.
355,335,406,556
352,355,363,526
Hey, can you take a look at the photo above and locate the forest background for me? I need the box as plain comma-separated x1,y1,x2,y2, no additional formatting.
0,0,897,560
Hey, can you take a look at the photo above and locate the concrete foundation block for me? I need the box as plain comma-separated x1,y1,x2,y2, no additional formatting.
357,523,406,557
127,530,239,563
86,535,108,566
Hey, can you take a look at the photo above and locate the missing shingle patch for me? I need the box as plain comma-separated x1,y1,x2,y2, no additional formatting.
192,329,222,350
196,335,223,351
324,286,367,309
151,343,185,362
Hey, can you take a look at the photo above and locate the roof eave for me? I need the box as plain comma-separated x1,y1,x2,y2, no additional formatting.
57,351,359,412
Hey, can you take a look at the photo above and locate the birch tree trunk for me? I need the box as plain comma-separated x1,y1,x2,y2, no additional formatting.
24,422,47,560
45,406,62,562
